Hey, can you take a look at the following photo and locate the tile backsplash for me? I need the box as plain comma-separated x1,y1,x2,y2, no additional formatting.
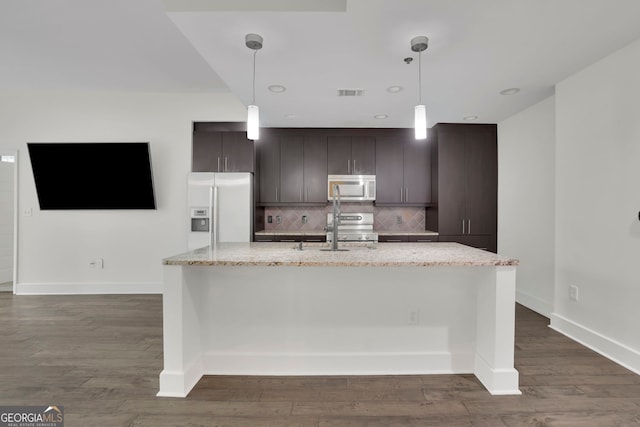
263,205,426,232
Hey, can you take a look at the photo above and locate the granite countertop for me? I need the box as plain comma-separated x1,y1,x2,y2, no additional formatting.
254,230,439,236
163,242,518,267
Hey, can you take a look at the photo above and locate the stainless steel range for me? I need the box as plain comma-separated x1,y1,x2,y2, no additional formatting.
326,212,378,243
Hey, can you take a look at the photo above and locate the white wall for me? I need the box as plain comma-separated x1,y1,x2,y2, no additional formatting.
0,91,246,294
551,38,640,374
498,96,556,317
0,156,14,283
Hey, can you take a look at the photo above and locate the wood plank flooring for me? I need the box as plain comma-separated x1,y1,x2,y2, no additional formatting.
1,294,639,426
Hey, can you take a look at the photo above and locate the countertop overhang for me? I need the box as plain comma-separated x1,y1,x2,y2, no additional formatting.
163,242,518,267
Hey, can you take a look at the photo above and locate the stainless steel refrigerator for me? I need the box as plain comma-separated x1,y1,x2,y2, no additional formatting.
187,172,253,250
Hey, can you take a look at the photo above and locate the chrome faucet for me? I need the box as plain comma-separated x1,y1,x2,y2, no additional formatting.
331,183,341,251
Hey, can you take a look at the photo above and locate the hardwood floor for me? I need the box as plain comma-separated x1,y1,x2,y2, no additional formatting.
1,294,639,426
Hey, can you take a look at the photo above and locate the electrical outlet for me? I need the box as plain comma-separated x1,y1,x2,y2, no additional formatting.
267,215,273,224
302,215,308,224
407,307,419,325
569,285,579,301
396,215,402,224
89,258,104,269
276,215,281,224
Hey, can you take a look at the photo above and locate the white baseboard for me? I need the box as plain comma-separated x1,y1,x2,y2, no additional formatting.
516,289,552,318
158,357,203,398
15,281,161,295
474,354,521,395
550,313,640,376
201,351,475,376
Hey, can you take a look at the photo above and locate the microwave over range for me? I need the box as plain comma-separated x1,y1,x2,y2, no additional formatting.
327,175,376,202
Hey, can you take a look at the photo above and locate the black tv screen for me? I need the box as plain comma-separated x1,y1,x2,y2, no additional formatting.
27,142,157,210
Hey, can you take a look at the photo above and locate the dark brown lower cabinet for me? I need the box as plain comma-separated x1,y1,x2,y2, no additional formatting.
408,235,438,243
254,234,326,242
378,235,409,243
437,235,495,252
378,235,439,243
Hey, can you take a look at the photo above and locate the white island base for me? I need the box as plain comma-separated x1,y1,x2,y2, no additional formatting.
157,243,520,397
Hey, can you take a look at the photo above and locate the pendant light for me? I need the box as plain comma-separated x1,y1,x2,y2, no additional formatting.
411,36,428,140
245,33,263,140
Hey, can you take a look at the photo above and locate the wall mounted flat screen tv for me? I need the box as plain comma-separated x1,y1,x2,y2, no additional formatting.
27,142,157,210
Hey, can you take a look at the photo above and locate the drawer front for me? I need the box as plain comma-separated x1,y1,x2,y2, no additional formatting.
378,235,409,243
409,235,438,243
254,234,326,243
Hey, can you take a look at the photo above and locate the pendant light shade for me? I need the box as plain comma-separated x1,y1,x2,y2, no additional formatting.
414,104,427,140
411,36,429,140
247,104,260,140
245,33,263,140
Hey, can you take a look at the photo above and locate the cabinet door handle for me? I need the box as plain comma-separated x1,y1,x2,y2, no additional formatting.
405,187,409,202
299,187,303,201
415,239,433,242
275,187,278,201
468,219,471,234
400,187,404,202
217,157,221,172
347,160,351,174
462,219,465,234
224,157,228,171
353,160,356,173
385,239,402,242
305,186,309,202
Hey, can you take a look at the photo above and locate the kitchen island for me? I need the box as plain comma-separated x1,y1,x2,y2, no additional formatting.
157,242,520,397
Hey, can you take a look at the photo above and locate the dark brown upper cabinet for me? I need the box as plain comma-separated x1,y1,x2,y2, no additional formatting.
375,130,432,206
192,129,254,173
427,123,497,252
257,131,327,205
257,133,280,204
327,135,375,175
302,135,328,203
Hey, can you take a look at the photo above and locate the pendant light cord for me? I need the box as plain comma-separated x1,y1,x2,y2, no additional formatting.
418,50,422,105
252,49,257,105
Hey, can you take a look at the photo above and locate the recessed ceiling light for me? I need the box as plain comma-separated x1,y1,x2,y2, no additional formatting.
386,85,403,93
268,85,286,93
463,115,478,121
500,87,520,96
374,114,388,119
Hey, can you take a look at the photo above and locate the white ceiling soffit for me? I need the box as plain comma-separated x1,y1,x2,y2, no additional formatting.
165,0,640,128
163,0,347,13
3,1,640,128
0,0,228,93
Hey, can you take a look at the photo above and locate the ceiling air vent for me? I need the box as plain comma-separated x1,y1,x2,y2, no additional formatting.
337,89,364,97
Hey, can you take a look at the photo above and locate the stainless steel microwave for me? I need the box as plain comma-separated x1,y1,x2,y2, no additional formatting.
327,175,376,201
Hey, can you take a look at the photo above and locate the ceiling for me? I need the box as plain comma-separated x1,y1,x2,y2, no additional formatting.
3,0,640,129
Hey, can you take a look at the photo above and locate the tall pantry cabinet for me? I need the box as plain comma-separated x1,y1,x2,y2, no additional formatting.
427,123,498,252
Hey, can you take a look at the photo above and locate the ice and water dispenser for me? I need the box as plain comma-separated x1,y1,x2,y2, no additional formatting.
190,207,210,232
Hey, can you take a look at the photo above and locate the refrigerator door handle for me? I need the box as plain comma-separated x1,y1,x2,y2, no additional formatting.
210,185,218,246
